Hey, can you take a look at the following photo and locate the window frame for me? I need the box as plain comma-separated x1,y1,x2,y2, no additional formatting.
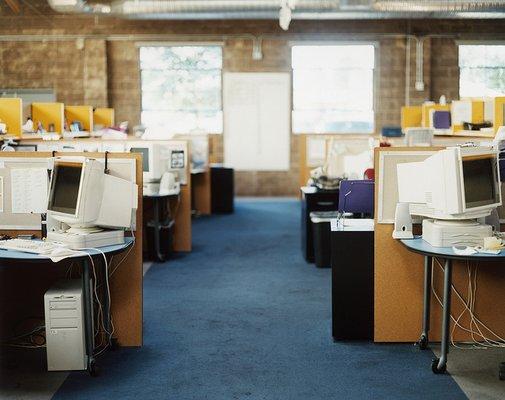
457,40,505,98
137,42,224,135
289,41,378,135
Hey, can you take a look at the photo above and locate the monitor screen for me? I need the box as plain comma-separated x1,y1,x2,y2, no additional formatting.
462,156,499,209
130,147,149,172
48,163,82,215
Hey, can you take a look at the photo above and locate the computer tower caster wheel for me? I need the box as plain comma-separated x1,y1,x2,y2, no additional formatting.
431,358,446,374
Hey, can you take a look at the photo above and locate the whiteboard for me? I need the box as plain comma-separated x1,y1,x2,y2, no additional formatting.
223,72,290,171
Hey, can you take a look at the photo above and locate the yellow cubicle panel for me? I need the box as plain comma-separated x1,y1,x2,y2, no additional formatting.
401,106,422,130
471,100,485,124
32,102,64,133
494,97,505,134
93,107,114,128
421,103,450,128
0,98,23,136
65,105,93,132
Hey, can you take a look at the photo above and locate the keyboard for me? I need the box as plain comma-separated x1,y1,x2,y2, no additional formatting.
0,239,60,255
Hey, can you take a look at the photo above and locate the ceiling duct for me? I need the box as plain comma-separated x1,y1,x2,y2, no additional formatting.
47,0,505,21
374,0,505,12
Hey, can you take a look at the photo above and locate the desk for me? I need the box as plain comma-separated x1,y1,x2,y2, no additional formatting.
330,219,374,340
301,186,339,262
144,193,178,262
400,237,505,375
0,238,134,375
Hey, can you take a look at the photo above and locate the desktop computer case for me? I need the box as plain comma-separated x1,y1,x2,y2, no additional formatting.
44,279,91,371
422,219,492,247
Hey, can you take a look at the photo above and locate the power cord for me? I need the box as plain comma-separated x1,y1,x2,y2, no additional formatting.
431,257,505,349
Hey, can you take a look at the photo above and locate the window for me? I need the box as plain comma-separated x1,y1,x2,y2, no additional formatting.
140,45,223,135
291,44,375,134
459,44,505,98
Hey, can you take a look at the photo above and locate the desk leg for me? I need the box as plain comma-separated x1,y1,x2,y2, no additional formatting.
82,258,96,375
418,256,432,350
101,257,111,345
153,198,165,262
432,259,452,374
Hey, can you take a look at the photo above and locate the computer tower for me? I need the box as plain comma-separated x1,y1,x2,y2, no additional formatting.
44,279,88,371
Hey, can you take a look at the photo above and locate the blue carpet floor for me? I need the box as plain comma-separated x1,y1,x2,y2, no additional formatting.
54,199,466,400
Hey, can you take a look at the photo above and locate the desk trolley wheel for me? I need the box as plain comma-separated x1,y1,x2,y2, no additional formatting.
431,358,446,374
417,334,429,350
499,362,505,380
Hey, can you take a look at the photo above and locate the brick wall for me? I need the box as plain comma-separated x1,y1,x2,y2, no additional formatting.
0,17,503,195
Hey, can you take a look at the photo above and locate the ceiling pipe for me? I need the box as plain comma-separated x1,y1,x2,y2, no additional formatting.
374,0,505,12
46,0,505,22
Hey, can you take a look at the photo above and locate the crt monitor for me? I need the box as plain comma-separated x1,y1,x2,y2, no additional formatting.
131,147,149,173
128,142,169,183
397,146,502,220
462,155,499,210
47,159,104,232
47,162,82,215
47,158,137,234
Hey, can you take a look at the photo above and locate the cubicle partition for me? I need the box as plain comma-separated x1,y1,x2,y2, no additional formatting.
299,134,373,191
14,137,193,252
0,151,143,347
373,146,505,343
175,134,212,215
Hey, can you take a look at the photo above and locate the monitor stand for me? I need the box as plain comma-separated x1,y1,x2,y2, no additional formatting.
47,229,125,249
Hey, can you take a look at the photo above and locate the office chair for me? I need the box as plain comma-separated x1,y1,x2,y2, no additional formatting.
338,180,374,217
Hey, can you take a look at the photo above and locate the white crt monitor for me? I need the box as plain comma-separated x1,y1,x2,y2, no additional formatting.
127,142,169,183
397,146,502,220
47,158,137,233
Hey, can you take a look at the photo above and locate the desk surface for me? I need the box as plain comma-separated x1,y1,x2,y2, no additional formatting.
400,236,505,261
0,237,134,263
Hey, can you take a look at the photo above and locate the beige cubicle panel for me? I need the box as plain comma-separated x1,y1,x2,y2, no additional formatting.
175,134,211,215
0,151,143,347
17,137,193,253
374,146,505,343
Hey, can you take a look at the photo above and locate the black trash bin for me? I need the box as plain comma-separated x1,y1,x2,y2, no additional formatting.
211,166,234,213
310,211,340,268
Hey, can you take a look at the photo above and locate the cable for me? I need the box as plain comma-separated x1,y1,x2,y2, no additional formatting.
109,225,136,279
431,257,505,349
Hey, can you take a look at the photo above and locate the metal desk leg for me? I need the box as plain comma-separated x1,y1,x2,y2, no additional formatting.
100,257,111,345
418,256,432,350
82,258,96,375
432,259,452,374
153,197,165,262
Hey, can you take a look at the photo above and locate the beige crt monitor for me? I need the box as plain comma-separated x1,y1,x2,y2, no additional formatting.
46,157,138,248
396,146,501,247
